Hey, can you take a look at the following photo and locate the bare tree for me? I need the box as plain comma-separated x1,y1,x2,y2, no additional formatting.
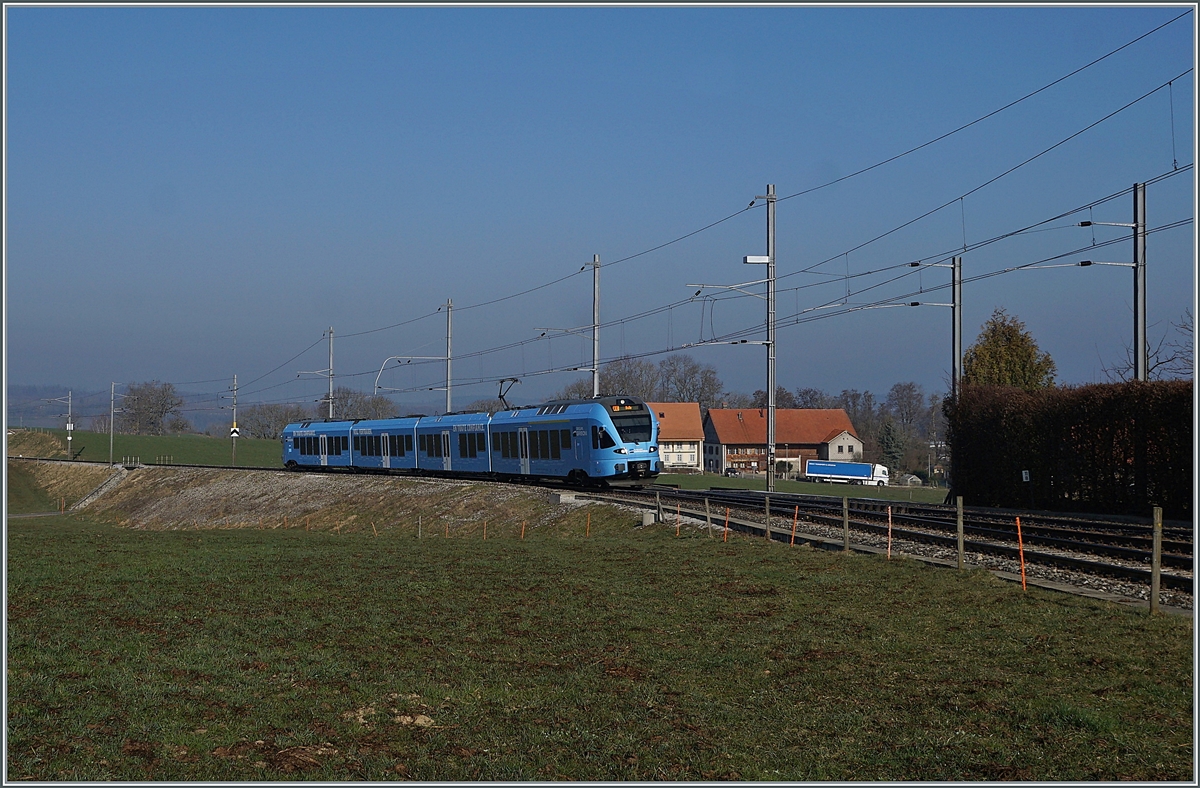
330,387,398,420
716,391,755,409
463,398,510,413
553,377,594,401
656,353,723,412
751,386,798,409
241,403,311,439
116,381,186,435
89,413,110,433
793,387,837,408
598,358,660,400
1101,312,1193,382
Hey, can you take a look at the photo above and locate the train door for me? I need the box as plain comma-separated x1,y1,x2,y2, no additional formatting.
381,433,390,470
441,431,452,471
518,428,530,475
319,435,329,467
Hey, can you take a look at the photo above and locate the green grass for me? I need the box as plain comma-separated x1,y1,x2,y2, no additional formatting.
5,462,56,514
658,472,949,504
7,514,1192,781
31,430,282,468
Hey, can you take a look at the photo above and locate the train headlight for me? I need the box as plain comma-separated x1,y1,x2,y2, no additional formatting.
613,447,628,454
649,446,657,453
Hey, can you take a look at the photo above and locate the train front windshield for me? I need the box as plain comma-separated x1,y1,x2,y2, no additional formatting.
611,413,653,444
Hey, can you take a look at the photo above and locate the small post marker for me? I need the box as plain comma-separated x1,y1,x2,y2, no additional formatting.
1015,516,1027,590
586,511,591,538
445,521,449,538
483,521,487,540
372,522,378,538
842,497,850,552
723,507,730,543
676,503,681,537
790,505,798,546
1151,506,1162,614
521,520,526,540
306,515,310,532
956,496,964,570
887,505,893,560
705,498,712,539
418,515,422,539
764,496,771,540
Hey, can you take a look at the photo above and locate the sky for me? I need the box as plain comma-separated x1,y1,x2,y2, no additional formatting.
4,5,1196,422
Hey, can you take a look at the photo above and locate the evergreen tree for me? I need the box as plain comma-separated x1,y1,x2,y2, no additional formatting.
877,417,905,473
962,308,1056,390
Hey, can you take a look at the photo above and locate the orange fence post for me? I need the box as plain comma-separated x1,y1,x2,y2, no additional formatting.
790,506,798,546
723,507,730,543
372,522,378,538
483,521,487,540
1016,516,1027,590
586,511,591,538
521,520,526,540
887,505,893,560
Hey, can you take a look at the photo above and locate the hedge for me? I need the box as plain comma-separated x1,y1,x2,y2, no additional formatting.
945,380,1192,520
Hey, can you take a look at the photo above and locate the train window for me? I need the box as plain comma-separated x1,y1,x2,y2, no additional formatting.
561,429,571,449
374,436,382,456
591,426,599,450
435,436,443,458
598,427,616,449
474,433,485,455
405,434,413,452
459,433,468,458
540,430,552,460
419,434,427,452
550,430,560,460
530,432,541,460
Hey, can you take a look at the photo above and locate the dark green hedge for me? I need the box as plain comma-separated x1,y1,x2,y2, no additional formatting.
945,381,1193,520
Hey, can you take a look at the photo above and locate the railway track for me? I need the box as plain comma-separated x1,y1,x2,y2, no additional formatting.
597,486,1194,594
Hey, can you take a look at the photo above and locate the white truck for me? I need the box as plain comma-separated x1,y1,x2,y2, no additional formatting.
804,459,889,486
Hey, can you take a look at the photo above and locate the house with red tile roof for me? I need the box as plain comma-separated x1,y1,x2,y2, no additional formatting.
647,402,704,472
702,408,862,475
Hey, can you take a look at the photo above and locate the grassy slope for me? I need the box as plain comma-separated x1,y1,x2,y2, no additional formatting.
7,514,1192,782
14,430,282,468
6,462,56,514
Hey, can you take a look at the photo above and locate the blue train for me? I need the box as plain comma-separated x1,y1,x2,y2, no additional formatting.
280,396,661,487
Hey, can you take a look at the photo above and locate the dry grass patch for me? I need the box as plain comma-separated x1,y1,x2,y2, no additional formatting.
7,429,66,458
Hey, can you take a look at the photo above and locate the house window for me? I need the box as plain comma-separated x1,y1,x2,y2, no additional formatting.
838,445,844,454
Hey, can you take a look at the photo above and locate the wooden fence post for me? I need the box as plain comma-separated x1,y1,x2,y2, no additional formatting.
1151,506,1162,614
842,497,849,552
956,496,964,570
764,496,771,541
705,498,712,539
656,491,663,524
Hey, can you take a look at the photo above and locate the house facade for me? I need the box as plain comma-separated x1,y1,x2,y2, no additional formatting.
647,402,704,472
702,408,861,475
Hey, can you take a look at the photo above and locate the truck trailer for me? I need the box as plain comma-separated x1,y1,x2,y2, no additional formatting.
804,459,889,486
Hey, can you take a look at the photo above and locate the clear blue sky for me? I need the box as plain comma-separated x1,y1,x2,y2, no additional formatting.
5,5,1195,416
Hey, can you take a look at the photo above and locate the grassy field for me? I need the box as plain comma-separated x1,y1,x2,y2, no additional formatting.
8,429,281,468
7,512,1192,781
658,472,949,504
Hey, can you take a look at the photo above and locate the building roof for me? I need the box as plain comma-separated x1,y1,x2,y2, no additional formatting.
647,402,704,441
705,409,858,446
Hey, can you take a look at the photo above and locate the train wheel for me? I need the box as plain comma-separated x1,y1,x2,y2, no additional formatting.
286,461,299,470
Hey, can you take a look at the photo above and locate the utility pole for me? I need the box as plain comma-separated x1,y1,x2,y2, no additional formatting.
327,327,335,418
756,184,778,493
445,299,453,413
300,328,335,419
231,374,238,468
45,391,73,459
953,255,963,399
109,383,132,467
591,255,600,397
1134,182,1147,382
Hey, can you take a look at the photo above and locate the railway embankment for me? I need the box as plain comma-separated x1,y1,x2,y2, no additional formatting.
8,461,641,536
